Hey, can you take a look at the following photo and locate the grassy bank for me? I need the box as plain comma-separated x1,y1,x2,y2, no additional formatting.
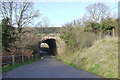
2,57,40,73
57,37,118,78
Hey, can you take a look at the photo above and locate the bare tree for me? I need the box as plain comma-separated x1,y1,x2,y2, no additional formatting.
0,1,14,24
62,19,82,28
86,3,110,22
0,1,40,33
36,17,50,27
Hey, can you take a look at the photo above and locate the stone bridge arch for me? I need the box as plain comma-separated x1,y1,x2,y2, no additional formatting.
39,34,66,56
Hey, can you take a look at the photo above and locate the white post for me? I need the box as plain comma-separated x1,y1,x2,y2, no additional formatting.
112,28,115,37
22,55,24,62
12,55,15,65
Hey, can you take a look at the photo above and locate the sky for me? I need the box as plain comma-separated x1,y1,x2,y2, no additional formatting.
33,1,118,27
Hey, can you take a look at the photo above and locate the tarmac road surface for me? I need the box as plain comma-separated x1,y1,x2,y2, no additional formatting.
2,56,101,78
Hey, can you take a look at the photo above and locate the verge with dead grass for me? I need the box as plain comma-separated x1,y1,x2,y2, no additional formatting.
57,37,118,78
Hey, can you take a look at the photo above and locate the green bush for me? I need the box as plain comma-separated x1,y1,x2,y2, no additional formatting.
60,27,97,49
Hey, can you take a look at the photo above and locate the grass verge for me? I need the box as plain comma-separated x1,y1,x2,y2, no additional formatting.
57,37,118,78
2,57,40,73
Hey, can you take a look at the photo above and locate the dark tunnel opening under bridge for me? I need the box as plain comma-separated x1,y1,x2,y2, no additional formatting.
40,39,57,56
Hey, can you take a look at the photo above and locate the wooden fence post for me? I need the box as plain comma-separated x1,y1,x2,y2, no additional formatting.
28,56,30,61
32,55,34,59
12,55,15,65
22,55,24,62
33,55,35,59
35,55,37,59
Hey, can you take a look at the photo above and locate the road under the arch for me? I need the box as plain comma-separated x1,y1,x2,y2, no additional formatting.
42,39,57,56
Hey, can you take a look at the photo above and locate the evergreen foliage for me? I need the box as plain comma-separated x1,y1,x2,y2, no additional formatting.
2,17,16,51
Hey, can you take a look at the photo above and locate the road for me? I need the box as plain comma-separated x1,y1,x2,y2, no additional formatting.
2,56,101,78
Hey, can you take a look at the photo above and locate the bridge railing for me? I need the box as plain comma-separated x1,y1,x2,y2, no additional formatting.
1,55,37,67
